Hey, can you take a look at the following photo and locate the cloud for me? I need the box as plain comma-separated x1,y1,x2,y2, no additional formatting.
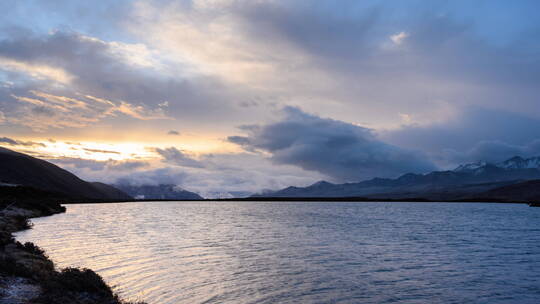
0,137,16,145
228,107,435,181
442,139,540,166
127,0,540,131
0,30,240,131
154,147,205,168
83,148,120,155
6,90,170,131
390,31,408,45
3,1,540,194
50,157,149,172
55,151,323,198
3,2,540,135
0,136,46,147
0,56,74,85
115,168,190,187
167,130,180,135
382,107,540,168
114,152,323,198
107,160,150,171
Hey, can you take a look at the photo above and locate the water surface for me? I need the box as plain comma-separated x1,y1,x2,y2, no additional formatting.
16,201,540,303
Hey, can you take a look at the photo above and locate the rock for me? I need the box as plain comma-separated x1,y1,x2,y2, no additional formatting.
0,276,41,304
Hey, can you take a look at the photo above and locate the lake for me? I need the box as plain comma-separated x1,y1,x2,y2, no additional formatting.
15,201,540,304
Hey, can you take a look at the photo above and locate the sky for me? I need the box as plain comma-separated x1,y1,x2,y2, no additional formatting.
1,0,540,197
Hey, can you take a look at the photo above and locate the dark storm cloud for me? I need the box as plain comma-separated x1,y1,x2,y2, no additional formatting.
154,147,205,168
228,107,435,181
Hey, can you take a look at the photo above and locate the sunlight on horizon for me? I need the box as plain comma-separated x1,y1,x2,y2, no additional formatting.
2,137,241,162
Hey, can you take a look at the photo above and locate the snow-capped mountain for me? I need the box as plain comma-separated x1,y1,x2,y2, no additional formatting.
497,156,540,169
453,161,488,172
454,156,540,172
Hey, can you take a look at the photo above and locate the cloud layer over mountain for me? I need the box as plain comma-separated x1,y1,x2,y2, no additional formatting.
229,107,435,181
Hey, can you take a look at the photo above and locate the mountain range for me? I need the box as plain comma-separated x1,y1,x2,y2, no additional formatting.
255,156,540,201
0,147,204,201
115,184,203,200
2,145,539,202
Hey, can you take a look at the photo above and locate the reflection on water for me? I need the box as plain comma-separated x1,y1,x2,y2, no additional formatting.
16,201,540,303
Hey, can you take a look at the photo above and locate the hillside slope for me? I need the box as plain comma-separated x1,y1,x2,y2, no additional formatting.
0,147,131,200
475,179,540,201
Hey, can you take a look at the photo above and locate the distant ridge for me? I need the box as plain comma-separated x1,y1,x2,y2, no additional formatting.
0,147,131,200
255,156,540,201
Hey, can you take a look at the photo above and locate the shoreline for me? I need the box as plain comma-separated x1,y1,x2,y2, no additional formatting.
0,204,145,304
64,197,528,204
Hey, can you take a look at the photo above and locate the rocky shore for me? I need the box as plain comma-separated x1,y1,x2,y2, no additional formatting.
0,187,146,304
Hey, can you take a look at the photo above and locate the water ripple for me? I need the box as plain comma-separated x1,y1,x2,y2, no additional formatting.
15,201,540,304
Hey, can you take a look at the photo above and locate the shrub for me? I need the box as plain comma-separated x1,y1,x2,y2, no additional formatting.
0,231,14,246
12,215,33,230
44,268,114,296
0,256,33,277
15,241,46,256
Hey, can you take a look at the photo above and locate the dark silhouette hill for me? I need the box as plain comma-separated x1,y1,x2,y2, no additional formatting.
0,147,131,200
90,182,133,200
475,179,540,201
